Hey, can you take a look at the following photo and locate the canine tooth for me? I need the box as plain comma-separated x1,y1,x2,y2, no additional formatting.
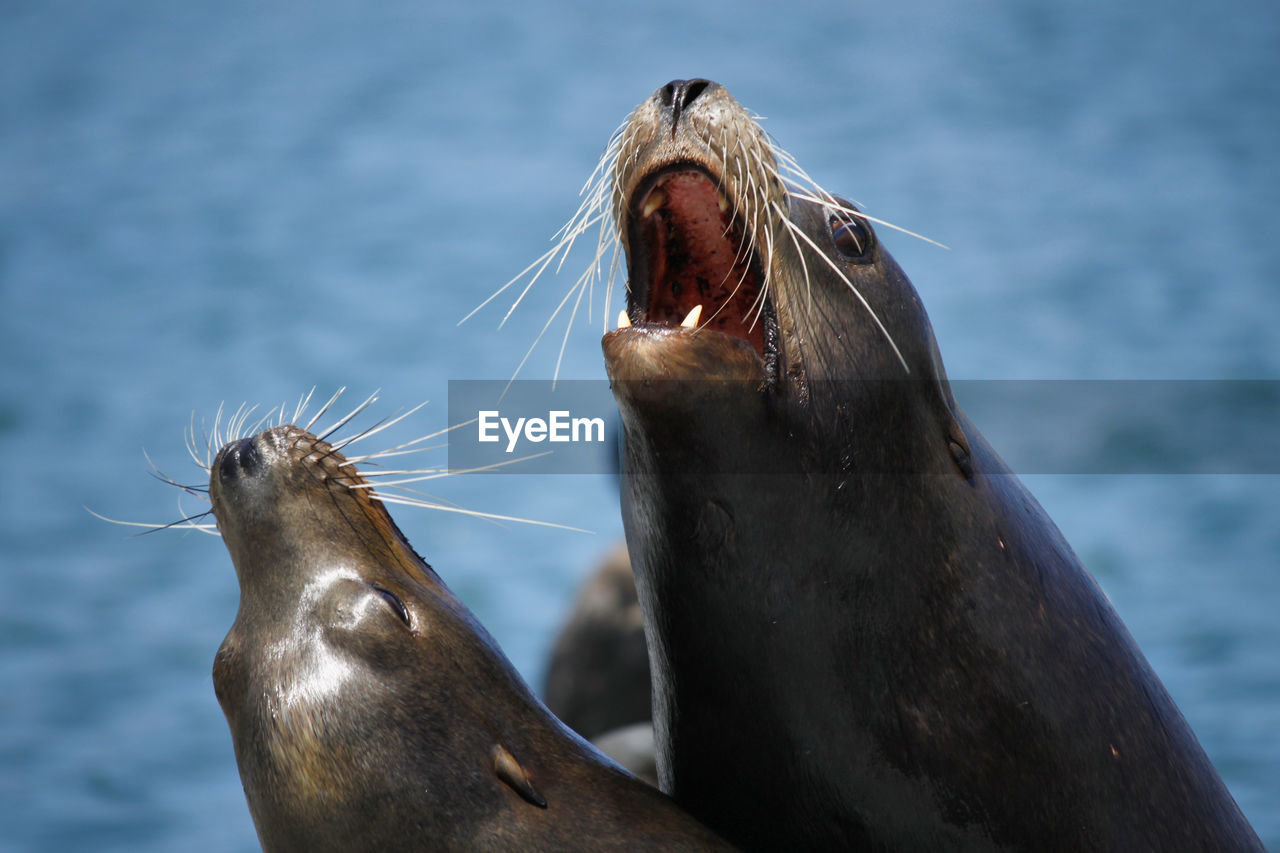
617,309,631,329
642,189,666,218
717,192,729,213
680,304,703,328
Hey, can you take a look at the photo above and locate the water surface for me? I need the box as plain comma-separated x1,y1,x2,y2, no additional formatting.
2,1,1276,848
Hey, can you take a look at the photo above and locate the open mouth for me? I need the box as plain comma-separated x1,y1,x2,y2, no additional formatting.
622,164,777,369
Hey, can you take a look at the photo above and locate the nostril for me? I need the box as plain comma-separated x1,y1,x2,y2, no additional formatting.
660,80,679,108
659,78,715,131
680,79,710,107
219,437,262,482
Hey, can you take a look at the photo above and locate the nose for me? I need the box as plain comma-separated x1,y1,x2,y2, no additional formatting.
218,437,263,483
657,78,718,132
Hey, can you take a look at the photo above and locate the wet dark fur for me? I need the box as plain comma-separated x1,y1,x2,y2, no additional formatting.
604,80,1263,851
209,424,734,852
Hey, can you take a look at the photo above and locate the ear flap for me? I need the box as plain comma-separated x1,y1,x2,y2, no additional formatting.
492,744,548,809
948,418,974,481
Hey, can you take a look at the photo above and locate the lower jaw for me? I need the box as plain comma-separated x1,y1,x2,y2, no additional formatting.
602,325,766,387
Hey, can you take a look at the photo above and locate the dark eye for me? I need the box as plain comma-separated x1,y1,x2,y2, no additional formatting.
371,584,411,627
828,198,874,261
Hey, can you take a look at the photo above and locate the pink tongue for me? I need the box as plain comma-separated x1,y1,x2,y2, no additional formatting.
636,170,765,356
657,172,737,316
663,173,725,252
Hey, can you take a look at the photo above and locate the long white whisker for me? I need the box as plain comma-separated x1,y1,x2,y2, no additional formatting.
345,444,448,464
303,387,348,433
291,388,317,427
786,190,950,250
501,272,591,396
600,238,623,334
87,506,220,536
774,202,910,374
245,406,279,440
355,466,449,478
774,199,814,318
345,419,476,465
494,205,611,332
460,239,570,328
350,450,554,487
186,411,208,471
142,448,207,497
329,400,429,452
552,271,591,386
367,495,592,534
228,403,256,443
211,401,227,452
461,119,629,379
317,390,380,442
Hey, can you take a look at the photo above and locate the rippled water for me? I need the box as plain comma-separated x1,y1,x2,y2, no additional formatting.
2,0,1276,849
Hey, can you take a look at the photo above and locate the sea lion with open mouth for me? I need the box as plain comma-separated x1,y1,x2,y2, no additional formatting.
599,80,1262,851
198,400,735,852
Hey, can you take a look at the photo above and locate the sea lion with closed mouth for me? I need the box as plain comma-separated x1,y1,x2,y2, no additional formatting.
599,79,1263,850
205,410,736,852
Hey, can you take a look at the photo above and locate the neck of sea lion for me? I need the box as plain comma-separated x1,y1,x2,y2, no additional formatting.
614,367,1256,850
610,364,969,843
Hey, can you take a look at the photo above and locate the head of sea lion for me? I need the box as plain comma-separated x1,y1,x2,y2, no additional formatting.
604,79,968,480
207,420,734,852
600,80,1262,850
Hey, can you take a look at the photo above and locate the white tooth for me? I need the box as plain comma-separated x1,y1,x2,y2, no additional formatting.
680,304,703,328
717,192,729,213
642,188,666,218
617,309,632,329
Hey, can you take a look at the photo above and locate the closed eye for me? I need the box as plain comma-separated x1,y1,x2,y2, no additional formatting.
370,583,411,627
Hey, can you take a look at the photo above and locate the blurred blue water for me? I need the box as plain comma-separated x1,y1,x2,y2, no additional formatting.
2,0,1276,849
